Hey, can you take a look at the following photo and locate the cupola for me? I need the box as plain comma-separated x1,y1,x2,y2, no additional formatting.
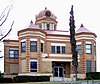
35,7,58,30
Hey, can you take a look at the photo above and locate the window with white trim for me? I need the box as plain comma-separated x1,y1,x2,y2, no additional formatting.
51,46,66,54
21,42,26,52
41,40,44,52
30,41,37,52
30,39,37,52
9,48,19,58
51,46,55,53
41,43,43,52
86,41,92,54
86,44,92,54
76,42,82,54
57,46,60,53
62,46,66,54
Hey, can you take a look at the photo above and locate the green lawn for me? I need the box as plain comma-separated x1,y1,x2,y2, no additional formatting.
3,80,100,84
27,82,67,84
3,82,69,84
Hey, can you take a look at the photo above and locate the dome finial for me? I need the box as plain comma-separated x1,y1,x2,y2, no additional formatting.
80,24,84,27
45,7,47,10
30,20,33,24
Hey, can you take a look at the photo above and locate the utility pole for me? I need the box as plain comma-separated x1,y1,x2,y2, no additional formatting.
69,5,78,80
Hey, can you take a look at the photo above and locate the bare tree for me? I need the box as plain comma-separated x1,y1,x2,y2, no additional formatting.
0,4,14,41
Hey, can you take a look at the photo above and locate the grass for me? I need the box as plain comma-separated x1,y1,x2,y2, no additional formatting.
27,82,67,84
3,80,100,84
2,82,69,84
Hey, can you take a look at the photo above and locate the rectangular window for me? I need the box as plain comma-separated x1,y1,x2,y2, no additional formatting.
57,46,60,53
30,41,37,52
47,24,50,30
94,61,96,72
30,59,37,72
76,45,82,54
51,46,55,53
86,60,91,72
21,42,26,52
94,45,96,55
14,50,19,58
9,50,14,58
62,46,66,54
51,46,66,54
54,25,56,30
86,44,92,54
9,49,19,58
41,43,43,52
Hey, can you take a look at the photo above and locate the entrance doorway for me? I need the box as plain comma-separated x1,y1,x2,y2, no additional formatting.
52,62,70,78
53,66,64,77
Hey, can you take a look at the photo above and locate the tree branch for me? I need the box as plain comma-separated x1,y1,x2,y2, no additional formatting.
0,20,14,41
0,6,9,21
0,5,13,26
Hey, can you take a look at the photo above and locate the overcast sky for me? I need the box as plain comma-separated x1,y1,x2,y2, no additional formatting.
0,0,100,72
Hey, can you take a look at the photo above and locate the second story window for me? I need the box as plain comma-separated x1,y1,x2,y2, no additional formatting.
51,45,66,54
86,44,92,54
86,42,92,54
41,43,43,52
62,46,66,54
30,41,37,52
41,40,44,52
57,46,60,53
51,46,55,53
76,45,82,54
76,42,82,54
9,48,19,58
94,43,96,55
21,42,26,52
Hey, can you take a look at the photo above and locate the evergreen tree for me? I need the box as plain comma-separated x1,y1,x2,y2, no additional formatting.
69,5,78,80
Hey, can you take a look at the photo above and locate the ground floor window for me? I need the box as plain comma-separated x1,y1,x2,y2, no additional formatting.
86,60,92,72
30,59,37,72
94,61,96,72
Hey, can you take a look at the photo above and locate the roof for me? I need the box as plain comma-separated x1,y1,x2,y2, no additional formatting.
76,24,97,37
36,7,57,20
76,24,92,33
25,20,40,29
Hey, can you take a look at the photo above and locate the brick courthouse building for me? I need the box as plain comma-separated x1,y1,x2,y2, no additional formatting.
3,8,97,80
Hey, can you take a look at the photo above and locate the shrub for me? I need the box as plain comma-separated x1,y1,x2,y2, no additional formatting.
86,72,100,80
14,75,50,83
0,78,13,83
0,71,4,78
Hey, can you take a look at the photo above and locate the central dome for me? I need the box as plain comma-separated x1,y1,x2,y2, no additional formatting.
36,7,57,20
35,7,58,30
